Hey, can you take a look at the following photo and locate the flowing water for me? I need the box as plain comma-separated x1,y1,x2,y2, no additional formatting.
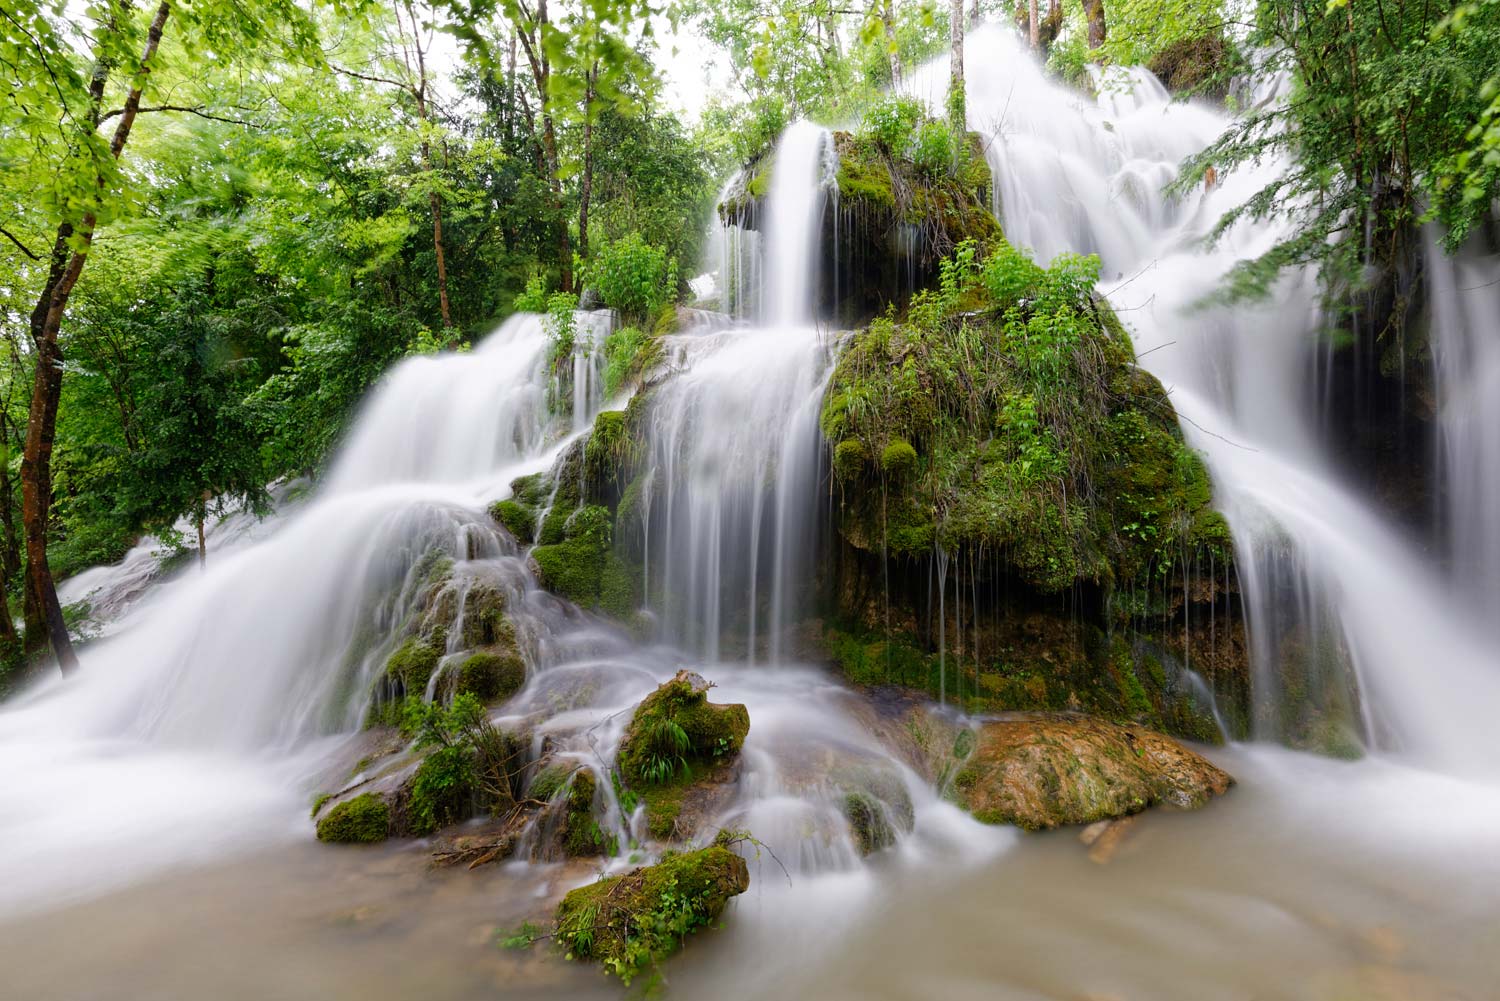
3,23,1500,1000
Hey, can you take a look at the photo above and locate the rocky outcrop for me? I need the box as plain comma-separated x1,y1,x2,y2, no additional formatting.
820,239,1249,740
618,671,750,840
952,714,1233,830
553,839,750,985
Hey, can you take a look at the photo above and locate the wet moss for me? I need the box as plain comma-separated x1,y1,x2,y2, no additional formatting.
553,842,750,985
880,438,918,477
617,672,750,788
842,791,894,856
405,745,477,836
561,771,614,857
489,499,535,544
527,761,576,803
455,650,525,702
316,793,390,843
385,636,442,694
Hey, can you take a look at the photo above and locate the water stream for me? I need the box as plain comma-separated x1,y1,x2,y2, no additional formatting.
2,23,1499,999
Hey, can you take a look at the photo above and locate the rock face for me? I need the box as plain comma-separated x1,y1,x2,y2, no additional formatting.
953,714,1233,831
553,841,751,985
618,671,750,840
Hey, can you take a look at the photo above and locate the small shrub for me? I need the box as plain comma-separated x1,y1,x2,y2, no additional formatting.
861,96,926,153
584,234,677,323
910,120,956,176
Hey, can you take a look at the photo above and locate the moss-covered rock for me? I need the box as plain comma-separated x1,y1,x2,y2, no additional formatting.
618,672,749,787
617,672,750,840
489,499,536,544
455,649,525,702
316,792,391,843
561,770,614,857
553,841,750,984
385,636,442,694
952,714,1232,831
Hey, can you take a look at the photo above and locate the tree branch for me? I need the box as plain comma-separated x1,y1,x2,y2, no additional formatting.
329,61,410,91
98,104,258,126
0,227,40,260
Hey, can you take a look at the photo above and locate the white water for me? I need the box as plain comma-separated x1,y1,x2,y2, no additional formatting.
6,31,1500,996
903,25,1500,772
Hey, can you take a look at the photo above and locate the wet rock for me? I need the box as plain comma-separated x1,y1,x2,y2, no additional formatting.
953,714,1232,831
553,840,750,985
316,792,391,843
560,771,614,858
618,671,750,841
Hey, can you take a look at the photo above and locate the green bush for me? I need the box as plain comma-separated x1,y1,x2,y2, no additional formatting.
513,273,548,312
910,120,955,176
585,234,677,323
861,96,926,153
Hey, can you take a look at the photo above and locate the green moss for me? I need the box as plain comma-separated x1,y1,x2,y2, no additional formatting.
833,439,867,480
617,672,750,788
561,771,614,857
510,472,551,508
310,792,333,819
553,843,750,985
490,499,536,544
531,504,639,619
385,637,442,694
842,791,896,856
456,650,525,702
880,438,918,477
528,762,576,802
316,793,390,843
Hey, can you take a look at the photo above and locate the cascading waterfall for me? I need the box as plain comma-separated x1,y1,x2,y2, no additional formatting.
905,25,1500,770
646,122,839,662
1427,227,1500,628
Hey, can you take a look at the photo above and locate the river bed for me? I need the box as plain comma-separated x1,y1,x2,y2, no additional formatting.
4,747,1493,1001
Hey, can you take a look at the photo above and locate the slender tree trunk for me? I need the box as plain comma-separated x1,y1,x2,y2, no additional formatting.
1028,0,1039,47
881,0,902,86
1082,0,1106,48
969,0,979,27
196,510,206,568
578,64,597,263
515,1,571,292
949,0,965,137
22,0,171,675
400,0,453,328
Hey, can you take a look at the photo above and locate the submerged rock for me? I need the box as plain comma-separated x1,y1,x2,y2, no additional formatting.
618,671,750,841
553,840,750,984
953,714,1232,831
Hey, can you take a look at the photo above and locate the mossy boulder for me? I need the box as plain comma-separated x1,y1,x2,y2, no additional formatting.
489,499,535,544
385,636,442,694
951,714,1232,831
618,672,749,787
618,672,750,841
455,649,525,702
316,792,391,843
553,841,750,984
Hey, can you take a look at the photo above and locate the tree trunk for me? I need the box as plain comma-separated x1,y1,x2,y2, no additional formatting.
881,0,902,86
1028,0,1039,47
1082,0,1106,48
196,510,206,568
949,0,965,138
21,0,172,675
578,64,597,262
401,0,453,328
969,0,979,27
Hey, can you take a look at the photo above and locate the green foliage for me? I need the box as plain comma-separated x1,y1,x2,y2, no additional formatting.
601,325,661,397
638,717,692,786
316,793,390,843
553,844,750,985
489,499,537,544
822,240,1219,595
617,672,750,789
583,234,678,323
403,692,528,830
910,121,957,177
862,96,927,153
408,743,478,836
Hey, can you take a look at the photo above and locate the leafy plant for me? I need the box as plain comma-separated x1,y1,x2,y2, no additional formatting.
583,233,678,323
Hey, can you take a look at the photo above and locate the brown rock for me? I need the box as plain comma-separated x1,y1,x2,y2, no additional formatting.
953,713,1233,831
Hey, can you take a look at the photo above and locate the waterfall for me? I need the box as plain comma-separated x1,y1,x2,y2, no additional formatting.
647,122,837,661
1427,228,1500,628
905,24,1500,770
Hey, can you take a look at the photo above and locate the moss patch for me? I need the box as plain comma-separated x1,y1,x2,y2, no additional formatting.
490,499,536,544
316,793,390,843
553,842,750,984
455,650,525,702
